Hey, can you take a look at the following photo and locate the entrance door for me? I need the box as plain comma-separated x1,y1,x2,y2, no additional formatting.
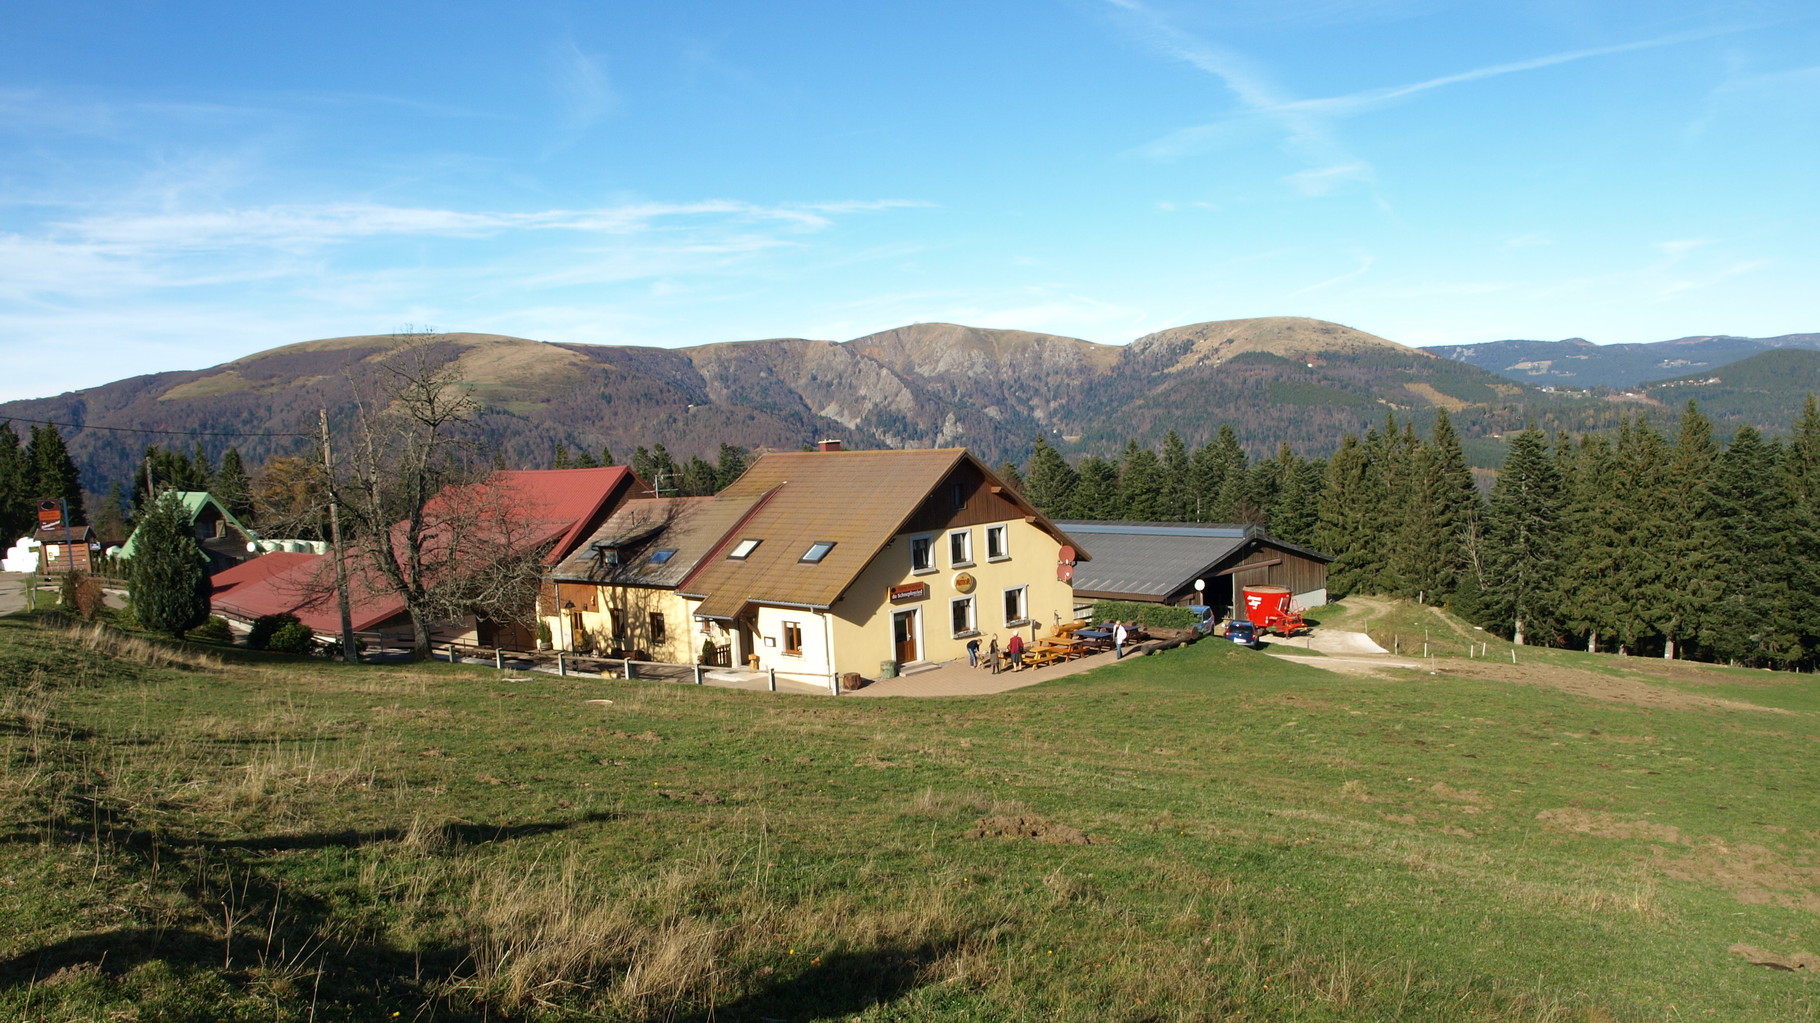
892,610,918,664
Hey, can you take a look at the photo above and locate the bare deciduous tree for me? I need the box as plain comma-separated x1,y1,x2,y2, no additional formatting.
330,331,545,659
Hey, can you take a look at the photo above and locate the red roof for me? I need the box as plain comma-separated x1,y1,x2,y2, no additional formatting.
209,468,642,633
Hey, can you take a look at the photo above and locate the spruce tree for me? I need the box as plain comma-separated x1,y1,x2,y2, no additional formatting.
1606,419,1666,654
1160,431,1193,522
213,447,255,524
1483,428,1563,645
0,422,30,541
27,424,85,526
1315,436,1376,597
127,491,210,638
714,443,748,491
1068,456,1121,520
1555,435,1622,652
1778,397,1820,665
995,461,1026,494
1023,436,1078,516
1702,427,1790,666
552,442,572,469
1118,442,1165,521
1192,426,1245,521
1655,403,1723,659
680,456,717,495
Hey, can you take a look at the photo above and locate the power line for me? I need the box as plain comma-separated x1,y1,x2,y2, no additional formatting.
0,415,312,440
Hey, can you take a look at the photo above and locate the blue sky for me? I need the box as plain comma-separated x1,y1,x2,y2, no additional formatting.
2,0,1816,400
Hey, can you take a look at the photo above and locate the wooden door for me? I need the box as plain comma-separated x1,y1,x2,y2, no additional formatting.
893,610,918,663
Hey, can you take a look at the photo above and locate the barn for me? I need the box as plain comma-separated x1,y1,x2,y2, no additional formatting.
1056,521,1331,619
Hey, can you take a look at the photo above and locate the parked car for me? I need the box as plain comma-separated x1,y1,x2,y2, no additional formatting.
1224,617,1263,649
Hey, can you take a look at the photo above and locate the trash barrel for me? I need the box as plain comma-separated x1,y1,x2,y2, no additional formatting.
879,660,898,679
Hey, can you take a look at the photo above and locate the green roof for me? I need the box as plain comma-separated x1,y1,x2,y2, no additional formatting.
117,491,258,560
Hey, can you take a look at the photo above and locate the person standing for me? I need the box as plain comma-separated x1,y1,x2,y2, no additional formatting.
1114,620,1129,659
1006,632,1025,670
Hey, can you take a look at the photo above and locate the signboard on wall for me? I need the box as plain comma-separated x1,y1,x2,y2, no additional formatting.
888,582,929,603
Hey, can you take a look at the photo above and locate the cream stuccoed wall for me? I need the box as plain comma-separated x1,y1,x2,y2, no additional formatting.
745,604,835,685
825,519,1075,676
544,585,697,662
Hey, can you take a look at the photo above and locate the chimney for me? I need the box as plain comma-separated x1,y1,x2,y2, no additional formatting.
817,439,843,452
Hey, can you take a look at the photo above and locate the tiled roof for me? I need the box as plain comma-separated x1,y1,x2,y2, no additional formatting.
679,448,1079,619
211,468,640,633
548,496,739,587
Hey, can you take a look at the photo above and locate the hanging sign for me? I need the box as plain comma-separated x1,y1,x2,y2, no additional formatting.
889,582,929,603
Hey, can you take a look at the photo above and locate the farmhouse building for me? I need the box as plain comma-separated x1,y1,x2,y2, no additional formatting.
211,467,648,646
116,491,258,574
542,446,1087,687
1057,521,1331,617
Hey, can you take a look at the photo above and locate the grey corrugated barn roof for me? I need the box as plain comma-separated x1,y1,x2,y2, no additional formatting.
1057,521,1332,600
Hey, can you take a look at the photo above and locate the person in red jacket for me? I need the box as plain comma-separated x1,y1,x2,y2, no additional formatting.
1006,632,1025,670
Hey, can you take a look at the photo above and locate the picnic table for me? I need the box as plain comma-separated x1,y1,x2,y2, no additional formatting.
1030,636,1092,665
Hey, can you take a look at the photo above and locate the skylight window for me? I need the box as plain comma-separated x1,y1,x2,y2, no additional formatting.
801,541,836,563
648,549,677,564
729,538,761,559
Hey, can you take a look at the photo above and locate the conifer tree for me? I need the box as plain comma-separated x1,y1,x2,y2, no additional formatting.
1022,436,1076,516
1655,403,1723,659
995,461,1026,494
1068,456,1121,520
0,422,30,541
1555,434,1622,652
552,442,572,469
1270,453,1325,547
27,424,84,526
127,491,210,637
1118,441,1166,521
573,449,600,468
213,447,255,524
1315,436,1376,597
1702,427,1791,665
1606,419,1667,654
1483,428,1562,645
1160,431,1193,522
1192,426,1245,521
714,443,748,491
1778,396,1820,664
681,455,718,495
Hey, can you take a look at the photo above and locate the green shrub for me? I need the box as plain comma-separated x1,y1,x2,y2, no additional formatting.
536,619,553,645
247,613,301,650
190,616,234,644
268,621,315,654
1090,600,1199,630
125,493,209,637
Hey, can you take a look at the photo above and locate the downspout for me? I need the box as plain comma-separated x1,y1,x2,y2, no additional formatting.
821,609,837,694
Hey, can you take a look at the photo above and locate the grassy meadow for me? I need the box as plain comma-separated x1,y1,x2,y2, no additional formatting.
2,609,1817,1021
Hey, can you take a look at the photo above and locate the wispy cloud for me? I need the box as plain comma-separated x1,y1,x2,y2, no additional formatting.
550,37,618,132
1292,252,1375,294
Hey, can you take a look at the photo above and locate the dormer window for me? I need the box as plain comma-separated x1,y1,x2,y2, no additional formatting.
728,538,761,559
801,541,836,563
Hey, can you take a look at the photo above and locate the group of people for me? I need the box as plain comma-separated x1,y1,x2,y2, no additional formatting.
963,620,1138,672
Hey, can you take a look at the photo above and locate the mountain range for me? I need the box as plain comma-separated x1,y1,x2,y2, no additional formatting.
3,317,1815,494
1430,333,1820,390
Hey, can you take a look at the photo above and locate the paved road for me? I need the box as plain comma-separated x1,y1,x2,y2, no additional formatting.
0,571,33,616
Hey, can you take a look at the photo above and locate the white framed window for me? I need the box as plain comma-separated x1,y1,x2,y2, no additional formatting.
1003,585,1028,626
729,538,761,559
909,534,935,573
985,524,1009,561
783,621,803,655
948,529,973,567
950,595,977,637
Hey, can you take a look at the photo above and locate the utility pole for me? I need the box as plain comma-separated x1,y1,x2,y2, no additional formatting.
320,409,358,664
